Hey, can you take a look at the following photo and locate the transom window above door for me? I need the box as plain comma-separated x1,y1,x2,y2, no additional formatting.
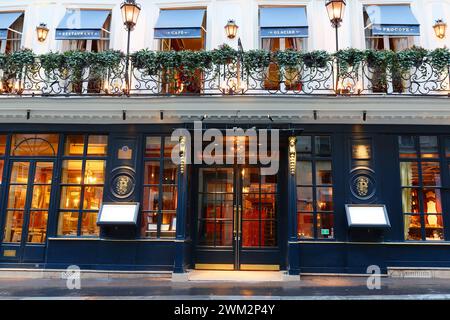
10,134,59,157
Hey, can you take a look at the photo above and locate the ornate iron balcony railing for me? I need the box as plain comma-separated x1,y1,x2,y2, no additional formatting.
0,48,449,97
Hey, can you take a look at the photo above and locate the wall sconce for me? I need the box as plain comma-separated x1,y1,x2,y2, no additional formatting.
179,136,186,174
433,19,447,39
225,19,239,39
36,23,49,42
288,136,297,175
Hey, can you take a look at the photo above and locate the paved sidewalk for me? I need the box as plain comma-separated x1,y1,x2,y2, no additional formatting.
1,275,450,299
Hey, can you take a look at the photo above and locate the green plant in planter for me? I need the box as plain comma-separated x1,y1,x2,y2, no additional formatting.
301,51,331,69
363,49,394,90
243,49,271,71
0,53,6,70
3,49,36,77
131,49,159,76
273,49,302,69
62,50,92,83
39,52,66,76
428,48,450,73
89,50,124,79
211,44,238,65
395,46,428,73
335,48,365,76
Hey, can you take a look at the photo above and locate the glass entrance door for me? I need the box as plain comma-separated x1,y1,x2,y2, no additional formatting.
195,166,279,270
1,160,54,261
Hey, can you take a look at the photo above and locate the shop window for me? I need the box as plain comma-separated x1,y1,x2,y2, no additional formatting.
296,136,334,239
141,136,178,238
399,136,444,241
57,135,108,237
10,134,59,157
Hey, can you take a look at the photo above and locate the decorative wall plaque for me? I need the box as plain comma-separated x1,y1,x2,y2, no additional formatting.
111,172,135,199
350,170,376,201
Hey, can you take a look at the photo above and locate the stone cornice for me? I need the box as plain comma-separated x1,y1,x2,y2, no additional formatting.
0,95,449,124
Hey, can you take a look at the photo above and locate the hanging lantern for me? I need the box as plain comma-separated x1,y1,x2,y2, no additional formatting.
433,19,447,39
225,19,239,39
325,0,346,27
36,23,49,42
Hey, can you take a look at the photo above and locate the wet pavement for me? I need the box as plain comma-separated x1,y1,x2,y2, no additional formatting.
0,275,450,299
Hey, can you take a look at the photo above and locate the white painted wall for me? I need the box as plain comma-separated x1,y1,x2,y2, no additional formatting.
1,0,450,53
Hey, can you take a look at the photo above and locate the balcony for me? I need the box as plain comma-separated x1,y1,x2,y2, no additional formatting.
0,46,449,97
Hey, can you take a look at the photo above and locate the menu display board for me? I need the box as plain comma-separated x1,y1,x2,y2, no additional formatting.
97,202,140,225
345,204,390,228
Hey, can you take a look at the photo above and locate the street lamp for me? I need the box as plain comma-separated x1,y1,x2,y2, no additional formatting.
433,19,447,39
36,23,49,42
121,0,141,95
225,20,239,39
325,0,346,51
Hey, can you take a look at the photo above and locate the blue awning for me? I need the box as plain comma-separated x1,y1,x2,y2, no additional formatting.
55,10,111,40
365,5,420,36
0,12,23,40
154,9,206,39
260,7,308,38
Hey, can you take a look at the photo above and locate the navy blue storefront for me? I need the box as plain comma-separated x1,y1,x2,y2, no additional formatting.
0,123,449,275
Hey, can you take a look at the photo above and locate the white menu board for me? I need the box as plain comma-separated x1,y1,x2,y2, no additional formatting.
345,204,390,228
97,203,140,225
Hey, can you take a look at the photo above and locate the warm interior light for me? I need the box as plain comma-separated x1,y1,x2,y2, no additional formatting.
433,19,447,39
36,23,49,42
121,0,141,30
325,0,346,27
225,19,239,39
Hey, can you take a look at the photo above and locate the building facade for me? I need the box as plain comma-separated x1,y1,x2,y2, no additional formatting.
1,0,450,275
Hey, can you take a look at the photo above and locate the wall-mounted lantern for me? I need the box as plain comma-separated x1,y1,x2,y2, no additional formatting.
225,19,239,39
288,136,297,175
179,136,187,174
36,23,49,42
433,19,447,39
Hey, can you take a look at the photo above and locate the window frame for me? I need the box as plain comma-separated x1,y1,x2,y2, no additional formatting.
398,135,445,242
57,134,108,237
296,135,335,240
141,136,179,239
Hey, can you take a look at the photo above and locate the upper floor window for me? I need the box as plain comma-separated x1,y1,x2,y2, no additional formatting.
155,9,206,52
141,136,178,239
260,7,308,91
0,12,24,53
364,5,419,51
297,136,334,239
56,9,111,52
399,136,445,241
154,9,206,94
57,135,108,237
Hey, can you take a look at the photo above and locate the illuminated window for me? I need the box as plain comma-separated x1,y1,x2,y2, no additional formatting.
296,136,334,239
57,135,108,237
141,136,178,238
399,136,444,241
10,134,59,156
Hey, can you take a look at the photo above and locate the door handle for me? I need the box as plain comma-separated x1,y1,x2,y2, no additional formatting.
233,205,237,239
238,205,242,237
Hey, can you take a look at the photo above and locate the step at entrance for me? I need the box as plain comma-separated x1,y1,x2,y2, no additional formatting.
187,270,283,282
